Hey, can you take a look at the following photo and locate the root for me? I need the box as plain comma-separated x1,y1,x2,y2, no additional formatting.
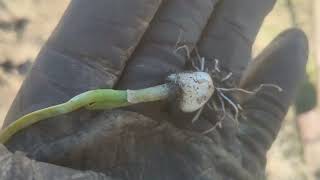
217,89,239,123
254,84,283,92
191,106,204,123
191,47,205,72
213,59,221,73
217,84,283,94
200,57,205,71
191,58,201,71
194,47,202,62
174,30,191,59
185,49,283,134
221,72,233,82
175,45,191,59
217,92,226,121
202,93,226,134
175,29,183,49
202,122,221,134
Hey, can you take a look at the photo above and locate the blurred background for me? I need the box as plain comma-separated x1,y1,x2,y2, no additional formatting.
0,0,318,179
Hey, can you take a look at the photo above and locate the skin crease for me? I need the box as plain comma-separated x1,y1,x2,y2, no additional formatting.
0,0,308,179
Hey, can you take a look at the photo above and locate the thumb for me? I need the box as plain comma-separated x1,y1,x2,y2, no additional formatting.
0,144,115,180
238,29,308,166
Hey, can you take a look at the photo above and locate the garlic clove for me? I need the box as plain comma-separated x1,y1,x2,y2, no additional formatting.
167,72,214,112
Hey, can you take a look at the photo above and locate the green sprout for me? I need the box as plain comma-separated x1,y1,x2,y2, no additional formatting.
0,72,215,144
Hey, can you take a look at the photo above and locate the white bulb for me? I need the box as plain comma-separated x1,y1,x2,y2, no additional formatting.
167,72,214,112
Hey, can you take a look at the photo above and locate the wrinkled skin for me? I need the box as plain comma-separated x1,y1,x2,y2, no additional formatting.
0,0,308,179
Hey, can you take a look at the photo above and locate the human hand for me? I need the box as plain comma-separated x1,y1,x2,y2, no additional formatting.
1,0,308,179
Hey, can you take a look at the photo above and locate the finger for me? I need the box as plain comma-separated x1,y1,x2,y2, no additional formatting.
197,0,276,83
117,0,219,89
238,29,308,168
4,0,162,124
47,0,162,88
115,0,219,119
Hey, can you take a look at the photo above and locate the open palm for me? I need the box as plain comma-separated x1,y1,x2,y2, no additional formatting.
2,0,308,179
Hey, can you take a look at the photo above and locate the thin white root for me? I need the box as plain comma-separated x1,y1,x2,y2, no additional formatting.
200,57,205,71
255,84,283,92
203,89,240,134
202,95,226,134
237,104,243,111
191,48,206,72
217,90,239,122
174,30,191,59
206,103,214,110
217,84,283,94
194,47,202,62
175,45,191,59
191,60,201,71
214,59,221,73
221,72,233,82
217,93,226,121
192,106,204,123
217,87,256,94
175,29,183,48
202,122,221,134
211,101,220,110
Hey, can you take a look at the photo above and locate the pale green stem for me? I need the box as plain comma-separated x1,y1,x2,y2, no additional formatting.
127,84,170,104
0,85,172,144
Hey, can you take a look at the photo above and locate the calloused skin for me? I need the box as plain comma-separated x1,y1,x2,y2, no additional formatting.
0,0,308,179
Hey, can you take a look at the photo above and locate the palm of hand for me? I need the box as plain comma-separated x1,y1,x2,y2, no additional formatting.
3,0,308,179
